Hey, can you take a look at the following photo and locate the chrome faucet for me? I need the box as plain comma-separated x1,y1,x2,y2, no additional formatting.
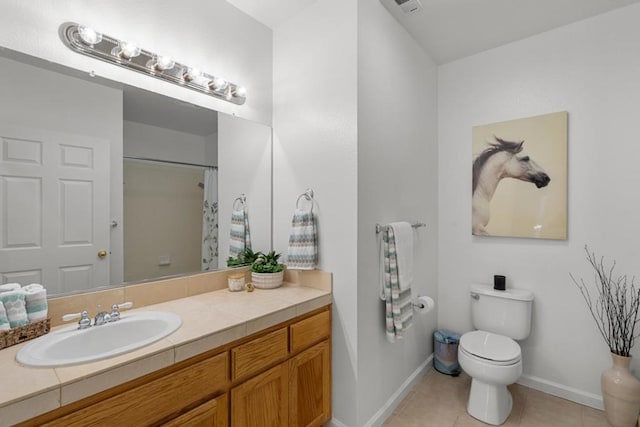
94,305,111,326
62,302,134,329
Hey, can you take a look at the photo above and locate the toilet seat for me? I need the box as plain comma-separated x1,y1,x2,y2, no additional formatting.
460,331,521,366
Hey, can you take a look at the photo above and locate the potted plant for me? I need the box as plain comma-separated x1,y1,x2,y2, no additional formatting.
571,246,640,427
250,251,285,289
227,248,260,268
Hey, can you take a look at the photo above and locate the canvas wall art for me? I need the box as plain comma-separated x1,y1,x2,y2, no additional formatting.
472,111,567,239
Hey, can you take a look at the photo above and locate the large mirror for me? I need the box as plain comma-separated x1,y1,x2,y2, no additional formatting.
0,48,272,296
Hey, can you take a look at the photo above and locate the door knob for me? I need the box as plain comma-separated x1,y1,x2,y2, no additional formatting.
98,250,108,259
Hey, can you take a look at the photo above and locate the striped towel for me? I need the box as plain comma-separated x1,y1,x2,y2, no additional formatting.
381,227,413,342
0,301,10,331
23,283,48,322
229,206,251,258
286,209,318,270
0,290,28,328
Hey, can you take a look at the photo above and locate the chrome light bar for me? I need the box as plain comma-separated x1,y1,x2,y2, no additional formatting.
61,23,247,105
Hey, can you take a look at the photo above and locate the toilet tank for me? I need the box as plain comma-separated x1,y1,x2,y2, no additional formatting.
470,284,534,340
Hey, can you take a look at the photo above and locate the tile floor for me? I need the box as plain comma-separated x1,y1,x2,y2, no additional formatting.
383,369,609,427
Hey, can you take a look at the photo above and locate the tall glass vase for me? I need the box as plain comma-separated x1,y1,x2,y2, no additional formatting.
602,353,640,427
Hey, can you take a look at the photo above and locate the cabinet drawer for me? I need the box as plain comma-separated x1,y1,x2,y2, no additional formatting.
289,310,331,353
42,352,228,427
162,393,228,427
231,327,288,381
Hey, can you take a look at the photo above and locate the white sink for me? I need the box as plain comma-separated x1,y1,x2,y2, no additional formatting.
16,311,182,368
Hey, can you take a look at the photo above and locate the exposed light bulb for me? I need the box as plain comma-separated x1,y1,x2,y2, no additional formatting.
154,55,175,71
119,41,141,59
234,86,247,98
209,76,228,91
183,67,203,82
65,23,247,104
78,26,102,45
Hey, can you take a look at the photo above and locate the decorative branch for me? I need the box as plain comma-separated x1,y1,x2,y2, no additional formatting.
571,246,640,357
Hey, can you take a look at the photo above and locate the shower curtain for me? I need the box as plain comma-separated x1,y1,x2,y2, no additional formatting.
201,167,218,271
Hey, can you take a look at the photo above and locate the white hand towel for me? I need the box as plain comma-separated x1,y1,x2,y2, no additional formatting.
0,283,21,292
0,301,10,331
0,290,28,328
389,222,414,291
23,283,48,322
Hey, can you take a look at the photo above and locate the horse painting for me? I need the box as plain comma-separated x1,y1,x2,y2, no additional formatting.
472,137,550,236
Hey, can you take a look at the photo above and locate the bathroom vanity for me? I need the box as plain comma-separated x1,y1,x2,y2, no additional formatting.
0,269,332,427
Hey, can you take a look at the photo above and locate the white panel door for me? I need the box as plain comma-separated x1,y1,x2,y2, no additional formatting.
0,124,110,295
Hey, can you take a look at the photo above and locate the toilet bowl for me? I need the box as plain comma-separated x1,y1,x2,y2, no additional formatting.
458,330,523,425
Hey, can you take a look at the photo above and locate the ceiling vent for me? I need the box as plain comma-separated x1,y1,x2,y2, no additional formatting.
394,0,423,14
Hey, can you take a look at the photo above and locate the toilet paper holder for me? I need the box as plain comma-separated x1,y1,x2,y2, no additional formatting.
412,295,435,314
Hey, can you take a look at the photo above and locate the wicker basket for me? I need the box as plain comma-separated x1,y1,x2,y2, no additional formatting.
0,318,51,350
251,271,284,289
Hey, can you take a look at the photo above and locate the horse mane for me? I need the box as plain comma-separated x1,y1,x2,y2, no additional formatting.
472,137,524,193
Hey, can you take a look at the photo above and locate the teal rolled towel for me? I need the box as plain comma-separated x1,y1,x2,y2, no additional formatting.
0,283,21,292
23,284,48,322
0,301,10,331
0,290,28,328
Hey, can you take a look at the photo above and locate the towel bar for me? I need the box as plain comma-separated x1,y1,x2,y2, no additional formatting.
375,222,426,234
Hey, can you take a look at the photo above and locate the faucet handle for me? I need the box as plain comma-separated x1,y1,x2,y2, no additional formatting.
62,310,91,329
110,301,133,322
119,301,133,310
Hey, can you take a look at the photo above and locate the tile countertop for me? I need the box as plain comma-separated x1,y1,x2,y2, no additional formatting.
0,281,332,426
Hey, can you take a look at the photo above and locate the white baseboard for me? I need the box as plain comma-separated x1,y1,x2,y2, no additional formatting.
327,418,349,427
518,374,604,410
362,354,434,427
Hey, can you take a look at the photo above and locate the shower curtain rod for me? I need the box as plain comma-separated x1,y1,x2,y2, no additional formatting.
123,156,217,169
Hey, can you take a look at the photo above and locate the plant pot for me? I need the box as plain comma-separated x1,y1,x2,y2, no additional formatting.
602,353,640,427
251,271,284,289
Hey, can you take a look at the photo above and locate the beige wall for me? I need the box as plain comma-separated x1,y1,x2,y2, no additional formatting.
123,161,204,282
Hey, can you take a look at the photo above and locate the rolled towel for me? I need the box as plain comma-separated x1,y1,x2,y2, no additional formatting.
23,284,48,322
0,290,28,328
0,301,10,331
0,283,21,292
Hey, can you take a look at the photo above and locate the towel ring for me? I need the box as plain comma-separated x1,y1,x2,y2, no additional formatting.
296,188,314,212
233,193,247,211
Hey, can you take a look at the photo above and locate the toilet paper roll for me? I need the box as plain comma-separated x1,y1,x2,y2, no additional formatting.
414,296,435,314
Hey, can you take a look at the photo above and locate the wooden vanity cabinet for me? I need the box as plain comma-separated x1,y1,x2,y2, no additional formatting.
161,394,228,427
231,362,289,426
289,340,331,427
229,309,332,427
18,305,331,427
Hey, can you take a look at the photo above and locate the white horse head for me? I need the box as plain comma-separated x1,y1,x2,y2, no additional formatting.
472,137,550,235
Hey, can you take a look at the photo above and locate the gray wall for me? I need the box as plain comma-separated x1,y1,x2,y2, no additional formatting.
356,1,439,424
438,3,640,408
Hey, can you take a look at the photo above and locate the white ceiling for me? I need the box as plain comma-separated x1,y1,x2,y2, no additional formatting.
228,0,640,65
379,0,640,64
226,0,318,29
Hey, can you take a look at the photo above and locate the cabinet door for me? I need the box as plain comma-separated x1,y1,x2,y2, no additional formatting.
231,363,289,427
162,393,228,427
39,352,228,427
288,340,331,427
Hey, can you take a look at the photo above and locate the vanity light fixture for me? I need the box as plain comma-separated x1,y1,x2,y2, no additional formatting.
61,22,247,105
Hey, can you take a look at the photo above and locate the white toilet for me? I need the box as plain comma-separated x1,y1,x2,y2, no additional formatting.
458,284,534,425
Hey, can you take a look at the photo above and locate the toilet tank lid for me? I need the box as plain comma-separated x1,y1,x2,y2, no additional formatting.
471,283,534,301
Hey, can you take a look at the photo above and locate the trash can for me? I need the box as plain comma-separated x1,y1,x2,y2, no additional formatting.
433,330,461,376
